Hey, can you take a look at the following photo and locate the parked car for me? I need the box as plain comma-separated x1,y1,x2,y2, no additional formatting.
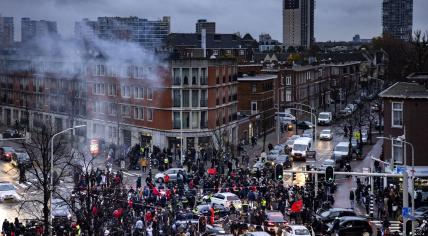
0,182,20,202
51,198,72,221
283,225,312,236
345,104,357,113
326,216,372,236
194,204,230,220
313,208,357,233
272,155,292,168
320,159,341,171
252,161,273,174
2,129,21,138
296,121,314,130
277,112,296,124
319,129,333,141
302,129,314,139
11,150,31,168
263,211,287,234
0,146,16,161
243,232,270,236
205,224,227,235
155,168,186,183
318,112,333,125
210,192,242,210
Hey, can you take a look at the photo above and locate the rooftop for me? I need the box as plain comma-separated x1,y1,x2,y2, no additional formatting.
237,74,276,81
407,72,428,81
379,82,428,99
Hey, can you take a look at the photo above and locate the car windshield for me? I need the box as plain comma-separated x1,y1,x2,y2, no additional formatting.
293,144,307,151
226,195,239,201
2,147,14,152
0,184,15,191
267,213,284,222
176,213,198,220
286,140,294,145
319,114,329,119
276,156,287,162
324,160,335,165
335,146,348,152
294,229,310,235
321,130,331,135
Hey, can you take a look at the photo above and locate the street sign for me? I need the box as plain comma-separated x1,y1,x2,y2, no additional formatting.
396,166,407,174
402,207,410,219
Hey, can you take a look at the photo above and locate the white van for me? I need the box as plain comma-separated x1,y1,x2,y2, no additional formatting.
291,137,313,161
317,112,332,125
332,142,350,162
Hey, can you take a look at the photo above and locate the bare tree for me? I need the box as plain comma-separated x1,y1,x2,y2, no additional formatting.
17,122,75,236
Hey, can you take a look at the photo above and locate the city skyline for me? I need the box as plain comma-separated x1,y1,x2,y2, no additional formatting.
0,0,427,42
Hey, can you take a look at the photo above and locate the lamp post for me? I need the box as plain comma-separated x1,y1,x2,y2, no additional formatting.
49,125,86,235
377,136,415,236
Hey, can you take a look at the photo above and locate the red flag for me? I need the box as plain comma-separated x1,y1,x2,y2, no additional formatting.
152,187,160,196
291,199,303,213
207,168,217,175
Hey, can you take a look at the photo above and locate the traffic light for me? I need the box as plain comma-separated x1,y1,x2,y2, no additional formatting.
325,166,334,184
292,172,296,183
275,164,284,181
198,216,206,233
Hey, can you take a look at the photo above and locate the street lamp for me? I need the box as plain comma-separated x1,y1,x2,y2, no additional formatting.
377,136,415,236
49,125,86,235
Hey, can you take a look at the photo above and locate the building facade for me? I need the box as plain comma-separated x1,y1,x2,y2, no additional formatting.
21,18,58,42
0,16,14,48
379,73,428,176
283,0,315,49
0,54,238,152
382,0,413,41
195,19,216,34
74,16,171,49
237,74,276,142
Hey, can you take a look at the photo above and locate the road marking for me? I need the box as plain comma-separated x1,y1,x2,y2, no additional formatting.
122,171,138,177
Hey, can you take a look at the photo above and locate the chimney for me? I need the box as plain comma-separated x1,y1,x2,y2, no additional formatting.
201,28,207,58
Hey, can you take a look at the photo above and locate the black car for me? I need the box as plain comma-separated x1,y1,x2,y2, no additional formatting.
194,204,230,220
313,208,357,233
296,121,313,130
326,216,373,236
2,129,21,139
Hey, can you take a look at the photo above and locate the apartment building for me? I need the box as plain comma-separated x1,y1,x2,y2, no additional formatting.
0,53,238,151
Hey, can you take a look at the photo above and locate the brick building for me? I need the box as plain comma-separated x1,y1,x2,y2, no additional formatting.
379,73,428,176
237,74,276,142
0,53,238,151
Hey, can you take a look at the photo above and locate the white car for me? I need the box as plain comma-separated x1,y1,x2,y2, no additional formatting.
361,131,368,144
283,225,312,236
154,168,186,183
319,129,333,140
320,159,340,171
0,182,20,202
210,192,242,209
277,112,296,124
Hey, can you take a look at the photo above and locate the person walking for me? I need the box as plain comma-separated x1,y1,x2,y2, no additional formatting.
140,158,148,173
349,190,355,209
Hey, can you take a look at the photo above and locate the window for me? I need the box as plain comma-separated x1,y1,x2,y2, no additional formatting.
108,84,117,96
192,68,198,85
182,68,189,85
192,112,199,129
121,105,131,117
239,50,245,56
134,87,144,99
286,75,292,85
147,108,153,121
392,140,403,164
93,83,105,95
182,112,189,128
93,101,105,114
252,84,257,93
286,90,292,102
200,68,207,85
133,107,144,120
173,68,181,85
95,64,106,76
213,50,219,55
191,90,199,107
147,88,153,100
173,90,181,107
108,103,116,115
392,102,403,127
121,85,131,98
182,90,189,107
251,101,257,115
173,112,181,129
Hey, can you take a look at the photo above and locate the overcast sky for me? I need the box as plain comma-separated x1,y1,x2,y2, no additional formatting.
1,0,427,42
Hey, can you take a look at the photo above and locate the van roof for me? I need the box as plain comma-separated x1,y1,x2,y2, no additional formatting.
294,137,312,144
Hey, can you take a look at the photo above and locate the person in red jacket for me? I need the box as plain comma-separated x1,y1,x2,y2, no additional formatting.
209,207,215,225
164,174,170,183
